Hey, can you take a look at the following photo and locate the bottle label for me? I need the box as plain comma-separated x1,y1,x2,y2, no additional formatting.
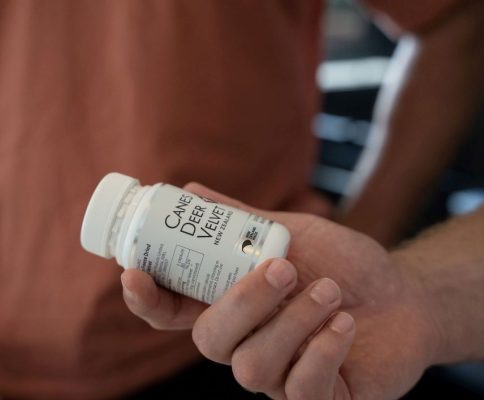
134,184,272,303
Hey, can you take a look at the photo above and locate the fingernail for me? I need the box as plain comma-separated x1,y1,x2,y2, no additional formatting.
310,278,340,305
265,259,296,290
330,312,354,334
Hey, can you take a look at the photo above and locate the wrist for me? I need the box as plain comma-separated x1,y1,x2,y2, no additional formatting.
390,249,446,368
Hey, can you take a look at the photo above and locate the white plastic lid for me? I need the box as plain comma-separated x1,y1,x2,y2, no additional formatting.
81,172,140,258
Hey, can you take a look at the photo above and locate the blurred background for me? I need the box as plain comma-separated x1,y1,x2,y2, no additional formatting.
315,1,484,398
1,0,482,398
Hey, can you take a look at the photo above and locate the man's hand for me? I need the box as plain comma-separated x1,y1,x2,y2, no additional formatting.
121,183,440,399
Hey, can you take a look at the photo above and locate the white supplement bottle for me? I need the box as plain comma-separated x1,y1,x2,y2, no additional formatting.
81,173,291,304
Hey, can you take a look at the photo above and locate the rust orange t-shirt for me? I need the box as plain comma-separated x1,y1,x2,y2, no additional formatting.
0,1,322,398
0,0,463,398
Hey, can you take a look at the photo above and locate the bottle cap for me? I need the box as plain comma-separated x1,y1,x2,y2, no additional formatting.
81,172,139,258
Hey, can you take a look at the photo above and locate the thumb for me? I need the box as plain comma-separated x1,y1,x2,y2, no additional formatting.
121,269,208,330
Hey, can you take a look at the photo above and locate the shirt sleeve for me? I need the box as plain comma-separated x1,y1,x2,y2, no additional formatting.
360,0,466,35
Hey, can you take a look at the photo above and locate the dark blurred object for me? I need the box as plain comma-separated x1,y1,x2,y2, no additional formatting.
313,1,394,201
125,360,268,399
402,367,484,400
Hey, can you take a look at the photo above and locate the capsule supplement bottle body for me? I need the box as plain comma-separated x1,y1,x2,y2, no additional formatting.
81,173,291,304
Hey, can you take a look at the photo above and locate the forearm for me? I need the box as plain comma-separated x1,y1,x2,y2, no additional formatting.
393,207,484,364
340,1,484,246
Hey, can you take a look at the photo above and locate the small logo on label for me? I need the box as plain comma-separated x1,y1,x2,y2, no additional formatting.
241,239,254,254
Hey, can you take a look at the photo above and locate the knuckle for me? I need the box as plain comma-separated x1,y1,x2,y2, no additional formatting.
301,213,321,229
191,320,225,362
286,375,330,400
290,312,320,332
137,306,173,330
122,294,145,316
334,390,351,400
285,379,312,400
146,318,165,330
192,321,215,358
125,301,166,330
311,339,342,367
231,350,270,392
124,294,157,320
228,283,249,308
